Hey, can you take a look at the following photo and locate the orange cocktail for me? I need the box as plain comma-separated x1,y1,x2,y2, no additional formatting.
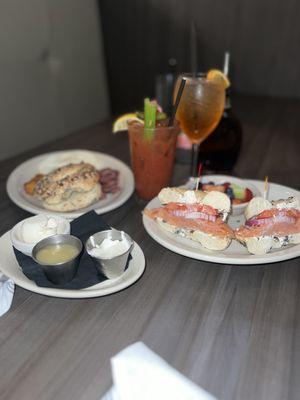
174,73,226,177
128,121,178,200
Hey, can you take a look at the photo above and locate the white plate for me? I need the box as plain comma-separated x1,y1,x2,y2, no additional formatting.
0,231,145,298
6,150,134,219
143,179,300,265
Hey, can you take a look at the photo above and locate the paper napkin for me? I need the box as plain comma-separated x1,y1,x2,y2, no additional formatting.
14,211,131,290
103,342,217,400
14,211,110,289
0,272,14,317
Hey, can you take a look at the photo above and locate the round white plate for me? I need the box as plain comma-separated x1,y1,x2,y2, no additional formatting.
0,231,145,298
143,179,300,265
6,150,134,219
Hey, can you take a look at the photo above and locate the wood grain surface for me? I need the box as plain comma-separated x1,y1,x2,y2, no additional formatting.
0,94,300,400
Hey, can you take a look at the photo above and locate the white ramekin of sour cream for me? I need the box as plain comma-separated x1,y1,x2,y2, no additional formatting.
10,215,70,256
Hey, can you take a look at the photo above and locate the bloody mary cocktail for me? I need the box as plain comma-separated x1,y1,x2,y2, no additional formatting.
128,121,178,200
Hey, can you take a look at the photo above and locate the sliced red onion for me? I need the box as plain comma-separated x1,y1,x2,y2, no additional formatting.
171,210,216,222
246,218,271,227
171,210,186,218
246,213,296,227
274,213,296,224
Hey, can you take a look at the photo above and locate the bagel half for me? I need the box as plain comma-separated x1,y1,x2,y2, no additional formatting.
145,187,233,251
236,196,300,255
155,218,232,251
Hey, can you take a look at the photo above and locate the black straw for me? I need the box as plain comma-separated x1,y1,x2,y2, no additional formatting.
169,78,186,126
190,20,197,77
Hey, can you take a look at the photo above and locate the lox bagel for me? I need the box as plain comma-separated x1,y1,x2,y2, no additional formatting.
144,187,233,251
235,196,300,255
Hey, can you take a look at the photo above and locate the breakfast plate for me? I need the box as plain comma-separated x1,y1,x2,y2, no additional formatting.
143,180,300,265
6,150,134,219
0,231,145,298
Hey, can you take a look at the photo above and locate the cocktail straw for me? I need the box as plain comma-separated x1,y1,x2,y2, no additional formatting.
195,162,203,191
169,78,186,127
190,20,197,77
223,51,230,76
263,176,269,199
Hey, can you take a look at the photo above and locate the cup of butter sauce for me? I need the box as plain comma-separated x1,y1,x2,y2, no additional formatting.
32,234,83,285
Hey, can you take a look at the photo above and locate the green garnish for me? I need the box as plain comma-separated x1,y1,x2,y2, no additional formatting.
144,98,157,141
136,111,167,121
231,183,245,200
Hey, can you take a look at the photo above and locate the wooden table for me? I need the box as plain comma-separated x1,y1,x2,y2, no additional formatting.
1,94,300,400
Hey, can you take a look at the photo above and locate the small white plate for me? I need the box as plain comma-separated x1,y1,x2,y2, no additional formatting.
143,180,300,265
6,150,134,219
0,231,145,298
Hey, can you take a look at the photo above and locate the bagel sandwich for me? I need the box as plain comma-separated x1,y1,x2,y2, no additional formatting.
144,187,233,251
235,196,300,255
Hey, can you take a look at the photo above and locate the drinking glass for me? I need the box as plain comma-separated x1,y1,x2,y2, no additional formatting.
128,121,179,201
174,73,225,180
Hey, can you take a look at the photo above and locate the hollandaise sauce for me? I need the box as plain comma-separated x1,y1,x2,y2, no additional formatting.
36,244,79,264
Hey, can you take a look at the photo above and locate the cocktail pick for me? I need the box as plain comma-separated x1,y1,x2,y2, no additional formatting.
195,162,203,191
169,78,186,127
263,176,269,199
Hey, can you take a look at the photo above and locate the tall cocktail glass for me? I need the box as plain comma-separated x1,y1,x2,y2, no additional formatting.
128,122,178,201
174,74,225,180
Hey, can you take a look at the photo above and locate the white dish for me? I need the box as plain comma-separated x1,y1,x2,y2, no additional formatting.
10,215,70,256
0,231,145,298
6,150,134,219
143,179,300,265
189,175,261,216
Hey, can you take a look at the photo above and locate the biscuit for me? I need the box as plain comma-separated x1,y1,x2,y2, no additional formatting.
33,163,101,211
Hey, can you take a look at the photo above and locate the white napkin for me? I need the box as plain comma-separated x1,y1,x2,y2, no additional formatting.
103,342,217,400
0,272,14,317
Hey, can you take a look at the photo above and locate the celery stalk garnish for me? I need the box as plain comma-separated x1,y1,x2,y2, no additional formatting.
144,98,157,141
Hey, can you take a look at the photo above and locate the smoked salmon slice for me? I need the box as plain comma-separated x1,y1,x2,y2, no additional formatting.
144,206,234,238
236,208,300,238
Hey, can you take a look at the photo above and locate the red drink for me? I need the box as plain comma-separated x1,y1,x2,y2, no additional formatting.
128,122,178,200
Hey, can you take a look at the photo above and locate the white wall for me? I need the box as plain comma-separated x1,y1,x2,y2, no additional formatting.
0,0,109,161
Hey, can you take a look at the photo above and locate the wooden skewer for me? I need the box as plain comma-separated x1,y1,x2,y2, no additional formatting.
263,176,269,199
195,163,203,191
